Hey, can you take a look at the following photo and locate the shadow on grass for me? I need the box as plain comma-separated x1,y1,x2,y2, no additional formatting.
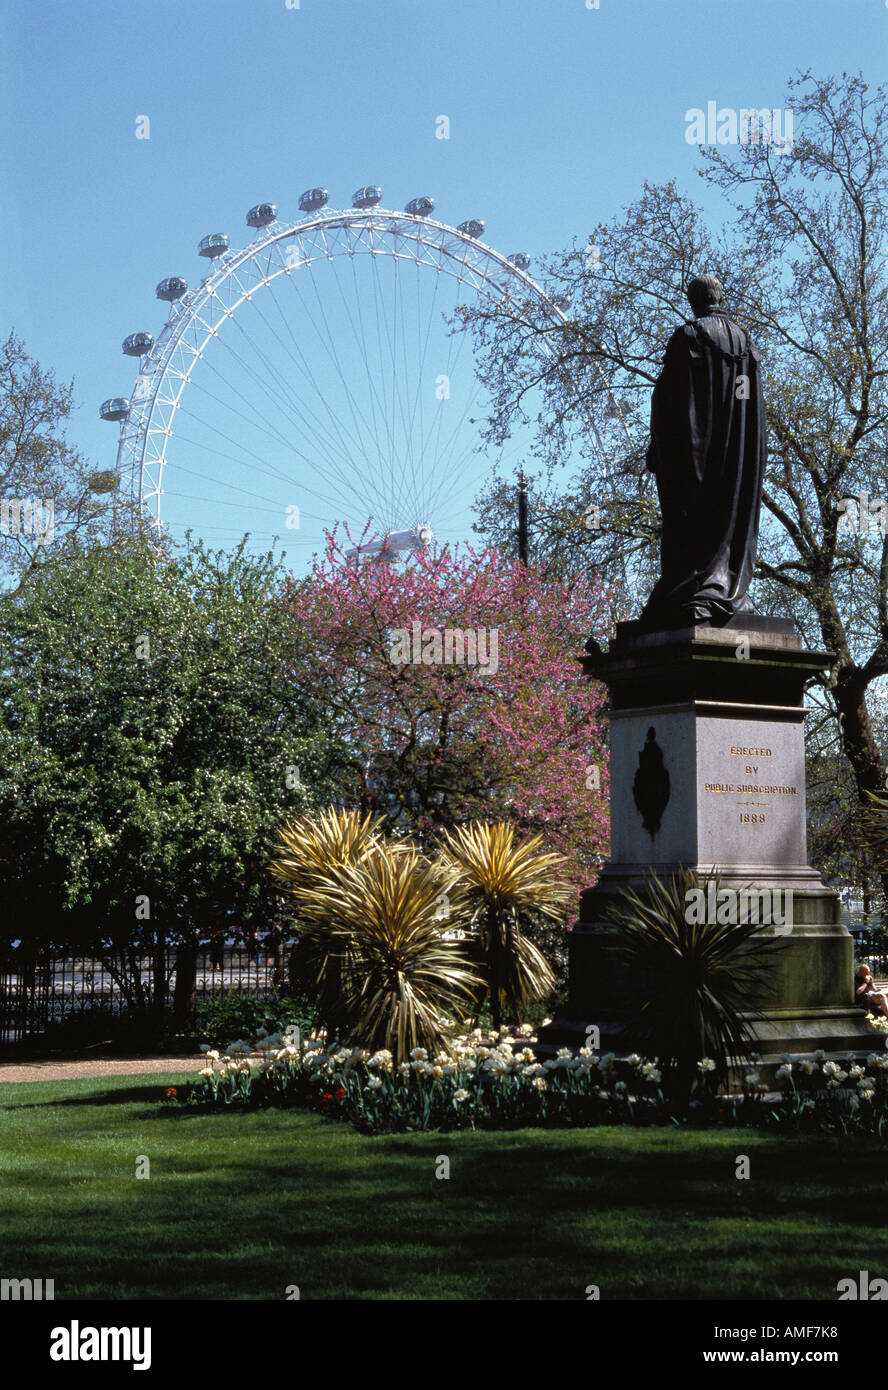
4,1082,888,1299
0,1082,197,1113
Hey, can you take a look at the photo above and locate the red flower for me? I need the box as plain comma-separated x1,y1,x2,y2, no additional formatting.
164,1087,178,1099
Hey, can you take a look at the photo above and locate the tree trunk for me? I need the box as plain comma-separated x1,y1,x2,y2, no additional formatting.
173,938,199,1033
833,672,888,904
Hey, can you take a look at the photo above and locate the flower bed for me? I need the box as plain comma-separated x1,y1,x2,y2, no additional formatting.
177,1026,888,1136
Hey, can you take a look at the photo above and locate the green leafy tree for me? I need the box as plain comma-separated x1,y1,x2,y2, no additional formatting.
0,535,342,1031
0,332,123,598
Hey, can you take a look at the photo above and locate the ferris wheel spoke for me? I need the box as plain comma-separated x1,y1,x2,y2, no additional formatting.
298,259,399,526
274,267,393,525
161,455,339,524
180,362,302,459
414,302,483,516
223,312,368,502
327,253,398,519
368,251,423,527
240,284,373,507
173,405,362,518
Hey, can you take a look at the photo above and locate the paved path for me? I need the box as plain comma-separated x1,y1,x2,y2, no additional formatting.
0,1055,202,1084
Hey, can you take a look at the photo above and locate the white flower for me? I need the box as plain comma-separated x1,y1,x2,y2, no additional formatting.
453,1088,470,1102
626,1054,642,1067
827,1078,841,1090
822,1061,840,1077
849,1065,865,1079
198,1066,214,1077
532,1076,547,1091
775,1065,792,1081
697,1058,717,1073
541,1018,552,1028
614,1081,628,1094
556,1047,573,1060
366,1075,383,1090
410,1047,428,1061
640,1063,661,1083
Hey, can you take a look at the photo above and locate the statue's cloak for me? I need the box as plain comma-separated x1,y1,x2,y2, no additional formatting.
639,305,766,628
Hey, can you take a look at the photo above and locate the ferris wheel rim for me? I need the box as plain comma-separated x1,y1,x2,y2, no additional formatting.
110,202,628,544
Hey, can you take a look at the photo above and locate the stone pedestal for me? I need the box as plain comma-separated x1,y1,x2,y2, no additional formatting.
540,615,878,1071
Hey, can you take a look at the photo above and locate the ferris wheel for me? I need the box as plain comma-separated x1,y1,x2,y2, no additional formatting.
101,186,626,563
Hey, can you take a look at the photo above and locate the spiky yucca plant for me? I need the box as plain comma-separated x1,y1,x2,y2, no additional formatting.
269,807,383,894
269,808,385,1029
292,841,481,1062
437,821,569,1028
601,868,781,1106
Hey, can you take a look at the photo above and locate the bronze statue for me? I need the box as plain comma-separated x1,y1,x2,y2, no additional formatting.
638,274,766,629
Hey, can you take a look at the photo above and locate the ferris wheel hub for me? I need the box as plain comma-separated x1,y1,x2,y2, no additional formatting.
345,522,434,561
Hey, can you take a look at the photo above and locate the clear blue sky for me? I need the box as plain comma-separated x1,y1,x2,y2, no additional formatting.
1,0,885,564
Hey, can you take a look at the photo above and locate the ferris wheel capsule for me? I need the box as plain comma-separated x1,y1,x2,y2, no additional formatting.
247,203,276,228
508,253,531,271
405,196,434,217
122,332,154,357
100,397,130,422
299,187,328,214
352,185,382,209
458,219,484,238
198,233,229,259
156,277,187,301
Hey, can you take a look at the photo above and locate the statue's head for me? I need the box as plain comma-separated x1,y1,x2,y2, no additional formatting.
686,274,724,315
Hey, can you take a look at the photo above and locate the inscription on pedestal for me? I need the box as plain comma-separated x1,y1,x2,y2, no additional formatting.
697,719,807,866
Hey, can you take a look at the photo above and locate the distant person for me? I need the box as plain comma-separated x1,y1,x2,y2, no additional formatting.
209,931,225,972
266,925,282,969
855,962,888,1019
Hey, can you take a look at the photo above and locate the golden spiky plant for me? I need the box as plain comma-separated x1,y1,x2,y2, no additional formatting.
437,821,570,1028
269,808,385,1030
291,840,482,1062
269,807,384,896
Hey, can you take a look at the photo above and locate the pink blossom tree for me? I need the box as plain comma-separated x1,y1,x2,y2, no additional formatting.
284,533,611,890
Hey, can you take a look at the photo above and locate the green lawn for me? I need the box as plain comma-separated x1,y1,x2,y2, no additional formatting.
1,1072,886,1300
